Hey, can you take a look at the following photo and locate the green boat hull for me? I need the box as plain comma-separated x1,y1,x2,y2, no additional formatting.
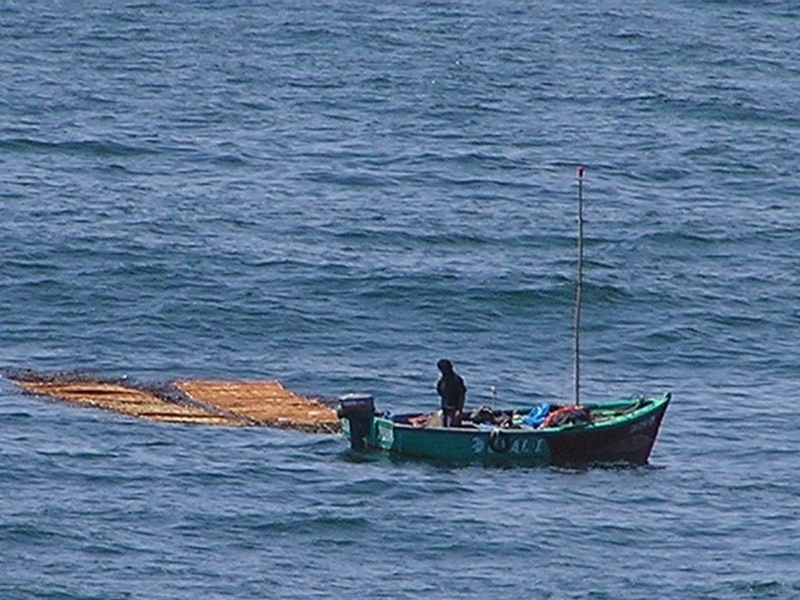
340,393,670,466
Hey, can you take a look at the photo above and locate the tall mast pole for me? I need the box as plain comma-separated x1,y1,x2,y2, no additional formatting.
573,166,585,407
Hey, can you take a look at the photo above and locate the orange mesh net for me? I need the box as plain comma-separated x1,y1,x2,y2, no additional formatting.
7,372,339,433
176,380,339,433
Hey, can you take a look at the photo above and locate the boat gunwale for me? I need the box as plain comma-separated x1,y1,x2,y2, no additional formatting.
382,393,671,435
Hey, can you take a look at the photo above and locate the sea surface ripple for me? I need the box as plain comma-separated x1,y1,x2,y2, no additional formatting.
1,1,799,598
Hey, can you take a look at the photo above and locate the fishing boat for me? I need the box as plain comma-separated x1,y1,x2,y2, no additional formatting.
337,392,670,466
337,167,669,466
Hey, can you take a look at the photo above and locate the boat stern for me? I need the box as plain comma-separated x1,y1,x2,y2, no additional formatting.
336,393,376,451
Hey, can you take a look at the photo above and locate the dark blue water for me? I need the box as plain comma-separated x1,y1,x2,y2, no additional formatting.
2,1,799,598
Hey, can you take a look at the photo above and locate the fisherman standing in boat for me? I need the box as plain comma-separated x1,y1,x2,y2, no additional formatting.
436,359,467,427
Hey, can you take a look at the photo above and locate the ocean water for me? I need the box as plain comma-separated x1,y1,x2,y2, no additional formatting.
2,1,799,598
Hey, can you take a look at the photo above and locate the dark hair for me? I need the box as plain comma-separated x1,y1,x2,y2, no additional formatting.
437,359,453,373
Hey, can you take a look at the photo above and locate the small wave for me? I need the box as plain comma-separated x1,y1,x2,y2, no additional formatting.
731,580,798,600
0,137,154,157
0,521,79,544
252,512,373,535
303,169,395,188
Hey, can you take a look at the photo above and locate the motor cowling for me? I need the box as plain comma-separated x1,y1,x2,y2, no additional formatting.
337,393,375,451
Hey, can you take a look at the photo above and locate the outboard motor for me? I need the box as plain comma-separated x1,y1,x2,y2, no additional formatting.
336,393,375,451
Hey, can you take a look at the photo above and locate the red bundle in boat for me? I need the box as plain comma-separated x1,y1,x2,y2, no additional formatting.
540,405,591,428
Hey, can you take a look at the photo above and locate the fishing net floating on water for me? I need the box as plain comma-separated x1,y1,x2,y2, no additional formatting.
6,371,340,433
175,379,339,433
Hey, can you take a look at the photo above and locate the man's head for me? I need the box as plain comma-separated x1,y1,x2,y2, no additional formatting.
437,359,453,374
